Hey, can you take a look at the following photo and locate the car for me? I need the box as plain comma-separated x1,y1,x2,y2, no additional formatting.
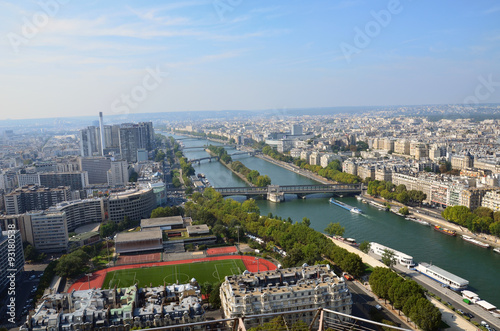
457,309,464,314
375,304,382,311
481,321,489,327
465,312,474,318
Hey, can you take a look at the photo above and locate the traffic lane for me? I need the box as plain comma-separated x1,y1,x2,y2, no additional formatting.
395,266,500,329
347,281,413,330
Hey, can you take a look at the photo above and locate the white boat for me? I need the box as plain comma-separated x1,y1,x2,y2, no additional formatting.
415,262,469,291
355,195,362,200
462,235,490,249
329,198,363,214
406,217,430,226
493,247,500,254
370,242,415,268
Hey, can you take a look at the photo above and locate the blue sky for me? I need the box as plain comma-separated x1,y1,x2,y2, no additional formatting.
0,0,499,119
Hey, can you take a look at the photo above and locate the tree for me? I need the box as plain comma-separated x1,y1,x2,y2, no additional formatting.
24,244,38,261
324,222,345,237
209,282,222,308
396,191,410,204
100,221,117,238
398,206,409,215
359,241,371,254
302,217,311,227
55,252,87,278
381,249,396,267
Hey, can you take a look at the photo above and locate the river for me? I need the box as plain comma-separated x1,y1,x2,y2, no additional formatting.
169,133,500,308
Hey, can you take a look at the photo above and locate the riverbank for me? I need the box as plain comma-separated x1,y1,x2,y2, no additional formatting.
254,154,333,185
328,235,476,331
361,194,500,250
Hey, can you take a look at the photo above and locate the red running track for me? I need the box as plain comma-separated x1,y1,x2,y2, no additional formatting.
68,255,277,292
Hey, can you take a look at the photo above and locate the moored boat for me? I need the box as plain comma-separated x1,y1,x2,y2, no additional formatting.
416,262,468,291
493,247,500,254
433,225,456,236
462,235,490,249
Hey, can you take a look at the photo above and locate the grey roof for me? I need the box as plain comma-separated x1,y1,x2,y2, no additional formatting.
141,216,184,228
115,229,162,243
420,262,469,286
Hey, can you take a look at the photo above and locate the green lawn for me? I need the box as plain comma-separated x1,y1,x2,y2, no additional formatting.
102,259,246,288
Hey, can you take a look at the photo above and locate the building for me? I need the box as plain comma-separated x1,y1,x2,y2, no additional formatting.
0,229,24,294
119,125,140,163
220,264,352,327
394,139,410,155
141,215,185,231
4,185,71,215
108,187,156,222
481,190,500,212
27,211,68,253
320,154,341,168
291,124,302,136
80,126,101,157
309,152,321,166
39,171,89,191
137,148,148,162
342,160,358,176
107,160,129,187
79,157,112,184
115,230,163,254
49,198,106,232
461,187,495,211
451,154,474,170
17,173,41,187
21,284,204,331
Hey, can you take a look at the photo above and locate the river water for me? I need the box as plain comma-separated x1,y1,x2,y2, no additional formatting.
170,134,500,307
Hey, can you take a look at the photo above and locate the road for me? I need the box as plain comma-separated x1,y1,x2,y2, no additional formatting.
347,280,414,330
394,264,500,329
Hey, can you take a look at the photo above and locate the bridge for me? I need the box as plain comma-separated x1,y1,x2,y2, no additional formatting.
182,145,209,149
215,183,362,202
188,156,220,163
187,150,257,163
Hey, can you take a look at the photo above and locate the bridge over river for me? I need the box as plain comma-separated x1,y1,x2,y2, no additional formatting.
214,183,362,202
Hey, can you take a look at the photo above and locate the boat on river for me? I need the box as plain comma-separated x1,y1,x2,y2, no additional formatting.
433,225,456,236
405,217,430,226
462,235,490,249
494,248,500,254
416,262,469,291
329,198,362,214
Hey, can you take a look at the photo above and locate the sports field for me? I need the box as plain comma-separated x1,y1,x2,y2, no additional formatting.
102,259,246,288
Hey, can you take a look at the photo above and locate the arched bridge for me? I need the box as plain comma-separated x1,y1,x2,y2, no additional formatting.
214,183,362,198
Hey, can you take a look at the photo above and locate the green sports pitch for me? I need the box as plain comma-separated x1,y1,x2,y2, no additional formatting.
102,259,246,288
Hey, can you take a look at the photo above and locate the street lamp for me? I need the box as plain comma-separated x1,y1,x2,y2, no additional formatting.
236,226,240,249
85,273,93,290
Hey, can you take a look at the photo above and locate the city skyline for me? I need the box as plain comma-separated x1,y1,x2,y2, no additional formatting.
1,0,500,120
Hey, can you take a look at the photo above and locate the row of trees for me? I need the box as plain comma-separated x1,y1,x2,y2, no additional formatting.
262,145,293,162
442,205,500,236
369,268,441,330
100,216,137,238
367,180,426,205
207,145,232,163
294,159,361,184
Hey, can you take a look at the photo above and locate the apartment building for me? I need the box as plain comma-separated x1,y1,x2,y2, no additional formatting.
4,185,71,215
460,187,495,211
220,264,352,327
26,211,68,253
108,187,156,222
39,171,89,190
451,154,474,170
481,190,500,212
48,198,106,232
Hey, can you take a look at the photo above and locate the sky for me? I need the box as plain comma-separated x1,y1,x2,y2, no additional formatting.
0,0,499,120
